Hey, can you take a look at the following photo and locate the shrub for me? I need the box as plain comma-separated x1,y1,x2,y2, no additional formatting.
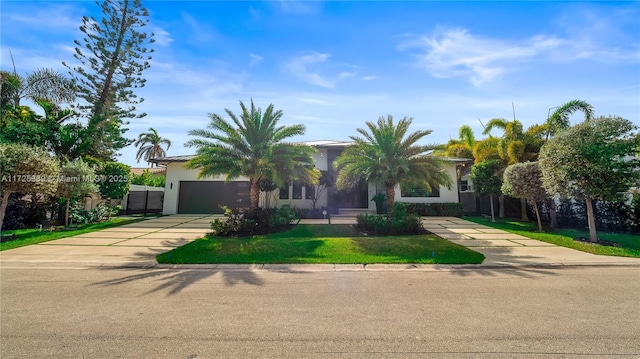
403,202,464,217
356,202,424,235
1,193,47,230
69,202,120,225
210,205,299,237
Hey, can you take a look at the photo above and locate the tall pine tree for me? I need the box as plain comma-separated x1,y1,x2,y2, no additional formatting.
63,0,154,161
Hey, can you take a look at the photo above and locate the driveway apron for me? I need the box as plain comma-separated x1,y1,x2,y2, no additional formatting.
422,217,640,267
0,215,217,266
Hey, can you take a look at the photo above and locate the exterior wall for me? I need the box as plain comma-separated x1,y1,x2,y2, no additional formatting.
312,148,329,171
396,162,460,204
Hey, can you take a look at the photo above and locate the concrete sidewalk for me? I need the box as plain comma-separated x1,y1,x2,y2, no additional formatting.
1,215,639,268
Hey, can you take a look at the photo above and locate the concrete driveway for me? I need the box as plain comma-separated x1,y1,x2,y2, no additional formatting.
0,215,216,266
422,217,640,267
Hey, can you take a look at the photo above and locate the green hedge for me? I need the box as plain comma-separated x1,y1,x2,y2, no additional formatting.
355,202,425,236
403,202,464,217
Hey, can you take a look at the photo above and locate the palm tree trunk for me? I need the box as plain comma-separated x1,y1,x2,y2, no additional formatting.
250,180,260,210
386,183,395,218
585,197,598,243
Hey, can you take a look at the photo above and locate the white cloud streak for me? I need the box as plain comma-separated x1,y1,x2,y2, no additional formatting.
284,51,358,88
399,28,564,86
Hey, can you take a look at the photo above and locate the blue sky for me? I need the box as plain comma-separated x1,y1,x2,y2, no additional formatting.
2,0,639,167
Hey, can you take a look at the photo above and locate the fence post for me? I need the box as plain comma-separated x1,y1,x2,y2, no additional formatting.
143,190,149,217
126,193,131,215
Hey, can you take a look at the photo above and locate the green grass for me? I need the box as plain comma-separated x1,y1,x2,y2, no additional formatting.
465,216,640,258
156,224,485,264
0,217,144,251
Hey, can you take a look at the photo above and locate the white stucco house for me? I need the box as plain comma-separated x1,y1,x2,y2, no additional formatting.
151,140,473,215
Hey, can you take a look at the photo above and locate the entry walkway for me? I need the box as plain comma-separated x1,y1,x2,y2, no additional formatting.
1,216,639,268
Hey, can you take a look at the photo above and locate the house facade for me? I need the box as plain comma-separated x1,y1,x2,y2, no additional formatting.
151,140,472,215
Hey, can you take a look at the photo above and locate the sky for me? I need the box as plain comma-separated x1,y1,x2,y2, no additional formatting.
1,0,639,167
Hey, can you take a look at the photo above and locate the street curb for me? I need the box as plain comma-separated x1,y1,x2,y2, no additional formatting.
3,261,640,271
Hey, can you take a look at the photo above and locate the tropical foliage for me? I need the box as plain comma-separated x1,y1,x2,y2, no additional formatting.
0,143,60,230
539,115,640,242
471,159,504,222
502,162,548,232
185,100,319,209
58,160,100,226
96,162,131,200
334,115,452,212
130,169,166,188
1,68,75,109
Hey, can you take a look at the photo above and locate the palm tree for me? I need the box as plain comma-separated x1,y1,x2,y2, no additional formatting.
1,68,75,109
436,125,477,159
185,100,319,210
545,99,594,140
482,118,545,165
334,115,452,213
135,128,172,166
543,99,594,228
482,118,546,220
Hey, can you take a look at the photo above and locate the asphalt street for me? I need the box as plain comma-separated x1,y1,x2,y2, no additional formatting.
1,265,639,358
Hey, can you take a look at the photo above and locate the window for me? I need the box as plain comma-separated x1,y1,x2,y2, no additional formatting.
305,185,314,200
461,180,469,192
401,185,440,197
292,182,303,199
279,183,289,199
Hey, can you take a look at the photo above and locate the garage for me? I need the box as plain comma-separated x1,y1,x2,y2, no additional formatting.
178,181,250,214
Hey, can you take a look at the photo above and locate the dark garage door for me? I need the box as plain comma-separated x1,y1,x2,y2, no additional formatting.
178,181,250,214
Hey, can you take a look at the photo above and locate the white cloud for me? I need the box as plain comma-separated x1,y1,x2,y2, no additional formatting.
152,27,173,46
274,0,321,14
284,51,358,88
362,76,377,81
249,53,263,66
399,28,564,86
2,4,82,32
552,5,640,63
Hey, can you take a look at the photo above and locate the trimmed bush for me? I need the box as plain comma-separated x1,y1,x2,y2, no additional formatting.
356,202,424,235
210,205,299,237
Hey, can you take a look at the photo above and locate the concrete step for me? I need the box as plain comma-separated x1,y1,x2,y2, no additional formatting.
337,208,375,217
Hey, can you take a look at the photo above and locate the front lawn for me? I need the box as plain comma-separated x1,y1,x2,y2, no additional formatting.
156,224,485,264
0,217,144,251
465,217,640,258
